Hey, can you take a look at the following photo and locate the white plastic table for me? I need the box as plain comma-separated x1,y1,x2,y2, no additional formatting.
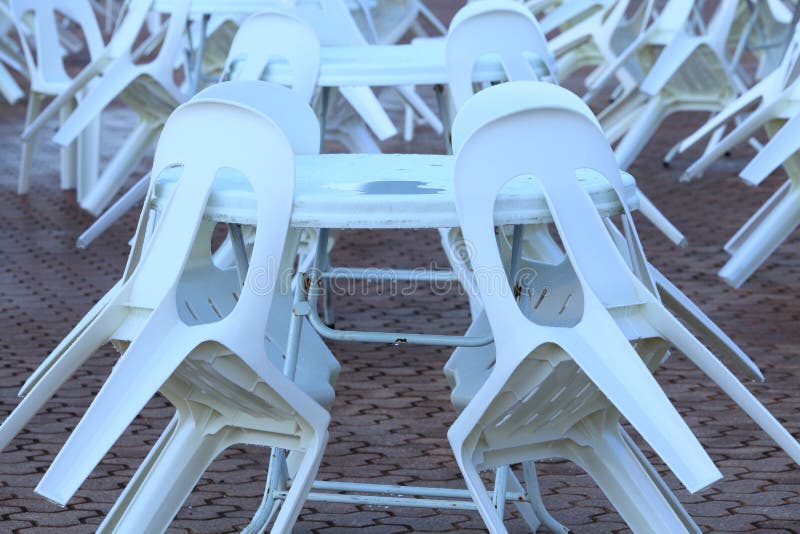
150,153,638,532
152,153,637,228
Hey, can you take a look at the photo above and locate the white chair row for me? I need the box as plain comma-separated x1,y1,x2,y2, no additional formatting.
6,76,800,533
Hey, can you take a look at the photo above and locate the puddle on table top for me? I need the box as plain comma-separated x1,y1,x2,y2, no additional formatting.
356,180,444,195
322,180,445,195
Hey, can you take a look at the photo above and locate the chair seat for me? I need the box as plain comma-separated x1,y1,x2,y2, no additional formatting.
110,266,338,409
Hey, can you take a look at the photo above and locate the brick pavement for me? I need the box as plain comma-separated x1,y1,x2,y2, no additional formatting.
0,2,799,532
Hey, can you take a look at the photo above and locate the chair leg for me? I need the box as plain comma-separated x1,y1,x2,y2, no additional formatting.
450,430,508,534
18,92,43,195
270,429,327,533
97,408,230,534
724,180,791,256
719,184,800,287
76,173,150,249
18,282,122,396
97,414,178,531
77,115,101,203
34,327,203,504
404,103,415,142
613,97,669,170
620,429,701,534
636,190,687,247
0,293,121,451
652,267,762,381
59,99,77,191
643,302,800,466
521,462,568,533
569,427,693,533
79,120,161,215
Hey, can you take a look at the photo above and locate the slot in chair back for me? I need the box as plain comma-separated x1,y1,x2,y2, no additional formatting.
289,0,368,45
194,79,321,155
446,0,556,109
222,11,321,103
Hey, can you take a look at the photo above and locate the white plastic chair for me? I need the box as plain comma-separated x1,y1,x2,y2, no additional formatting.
289,0,442,144
447,81,800,532
20,0,190,215
439,0,559,321
2,83,335,532
597,0,744,143
587,0,695,119
10,0,104,197
547,0,652,101
677,26,800,182
594,0,742,246
0,80,329,445
716,112,800,287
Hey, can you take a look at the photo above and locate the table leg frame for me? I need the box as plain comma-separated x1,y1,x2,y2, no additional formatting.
243,227,535,532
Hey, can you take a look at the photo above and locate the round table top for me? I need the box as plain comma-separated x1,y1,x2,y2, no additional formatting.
264,44,548,87
151,154,639,229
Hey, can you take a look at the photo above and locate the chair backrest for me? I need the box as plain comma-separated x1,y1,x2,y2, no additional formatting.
192,80,321,154
9,0,104,85
221,11,320,103
287,0,368,46
102,0,189,73
451,81,652,339
639,0,739,95
125,83,297,339
445,0,556,110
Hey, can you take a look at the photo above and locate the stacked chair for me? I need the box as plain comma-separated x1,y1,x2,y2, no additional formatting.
674,25,800,286
0,80,341,533
588,0,741,246
546,0,653,102
445,78,800,534
18,0,191,215
435,3,800,530
9,0,104,198
2,1,800,532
